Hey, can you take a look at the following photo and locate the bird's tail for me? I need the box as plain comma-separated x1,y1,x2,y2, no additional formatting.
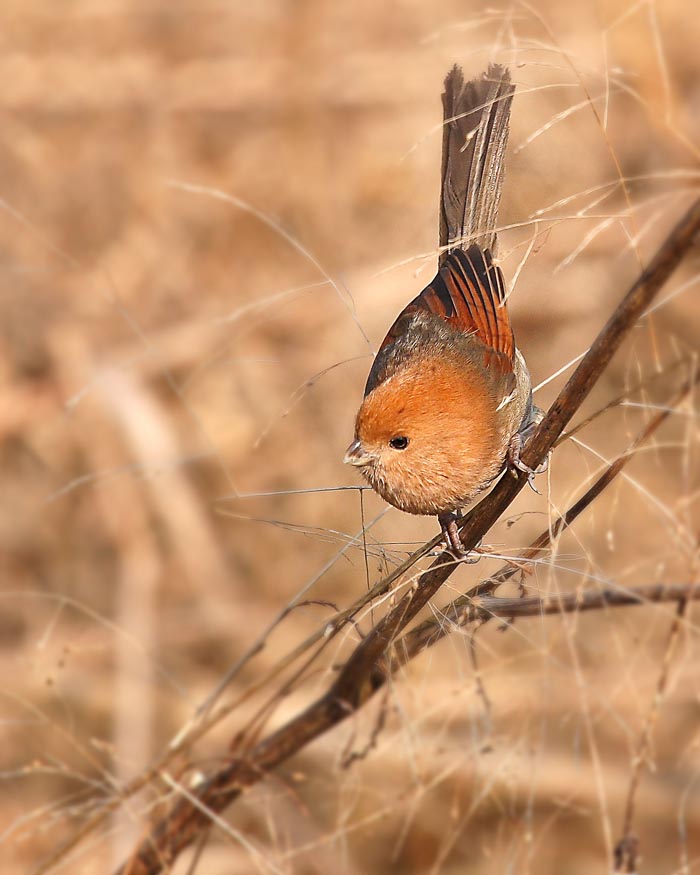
439,64,514,263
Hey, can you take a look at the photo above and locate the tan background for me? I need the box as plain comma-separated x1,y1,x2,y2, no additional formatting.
1,1,700,873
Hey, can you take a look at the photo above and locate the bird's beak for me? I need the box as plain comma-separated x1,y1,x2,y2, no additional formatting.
344,438,373,467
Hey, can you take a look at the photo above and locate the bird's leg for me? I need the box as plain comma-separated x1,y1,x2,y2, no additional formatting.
437,511,481,562
438,511,467,558
438,511,463,556
507,413,548,492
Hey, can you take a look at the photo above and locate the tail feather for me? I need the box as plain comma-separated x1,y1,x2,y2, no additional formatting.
439,64,514,262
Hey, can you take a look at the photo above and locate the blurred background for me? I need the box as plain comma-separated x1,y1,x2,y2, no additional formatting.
1,1,699,873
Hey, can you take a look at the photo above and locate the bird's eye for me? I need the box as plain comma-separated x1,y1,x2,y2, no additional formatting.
389,436,409,450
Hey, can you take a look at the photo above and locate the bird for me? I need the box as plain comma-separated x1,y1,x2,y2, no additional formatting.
343,64,543,557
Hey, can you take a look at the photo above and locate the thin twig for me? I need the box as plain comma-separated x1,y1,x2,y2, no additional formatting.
613,592,694,873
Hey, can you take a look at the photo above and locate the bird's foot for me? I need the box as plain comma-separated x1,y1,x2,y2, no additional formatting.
507,424,549,494
437,512,482,562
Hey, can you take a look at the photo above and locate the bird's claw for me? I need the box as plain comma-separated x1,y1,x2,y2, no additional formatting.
507,431,548,493
437,512,483,562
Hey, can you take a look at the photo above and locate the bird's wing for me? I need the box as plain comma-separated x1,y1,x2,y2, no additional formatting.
377,245,514,368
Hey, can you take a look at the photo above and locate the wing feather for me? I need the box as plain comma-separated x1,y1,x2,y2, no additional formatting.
402,245,513,360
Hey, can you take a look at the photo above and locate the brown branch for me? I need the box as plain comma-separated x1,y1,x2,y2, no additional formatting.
465,583,698,618
115,576,699,875
107,198,700,875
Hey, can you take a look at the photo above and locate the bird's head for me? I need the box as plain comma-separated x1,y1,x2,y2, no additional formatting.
344,356,498,515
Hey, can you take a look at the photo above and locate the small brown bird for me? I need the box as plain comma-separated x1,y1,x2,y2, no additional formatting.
344,64,543,555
